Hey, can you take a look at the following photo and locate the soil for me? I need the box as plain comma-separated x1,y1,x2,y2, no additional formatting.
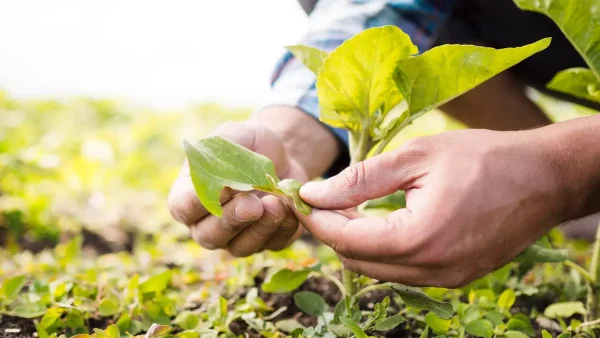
0,316,38,338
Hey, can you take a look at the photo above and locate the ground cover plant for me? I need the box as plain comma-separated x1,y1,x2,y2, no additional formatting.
2,1,600,337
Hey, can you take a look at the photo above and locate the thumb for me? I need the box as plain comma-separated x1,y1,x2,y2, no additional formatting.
300,148,423,210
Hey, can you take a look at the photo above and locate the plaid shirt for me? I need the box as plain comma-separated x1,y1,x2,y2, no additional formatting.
259,0,456,147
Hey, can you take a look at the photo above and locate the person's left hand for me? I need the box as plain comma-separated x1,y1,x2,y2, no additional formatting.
292,128,575,288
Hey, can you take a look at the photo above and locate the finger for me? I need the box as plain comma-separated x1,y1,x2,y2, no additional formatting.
190,193,263,249
300,140,429,209
294,207,416,262
226,195,287,257
212,122,291,177
338,257,437,287
168,162,236,225
262,204,300,251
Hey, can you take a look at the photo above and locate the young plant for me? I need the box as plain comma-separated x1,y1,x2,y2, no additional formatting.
514,0,600,321
184,24,557,335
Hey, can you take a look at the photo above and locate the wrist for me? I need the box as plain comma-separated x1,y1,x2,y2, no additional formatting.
250,105,341,179
536,114,600,222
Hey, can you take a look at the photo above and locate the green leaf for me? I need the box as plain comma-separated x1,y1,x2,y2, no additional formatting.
394,38,550,120
176,331,199,338
542,330,553,338
98,298,120,317
484,311,504,327
507,314,535,337
374,314,406,331
515,243,568,263
173,311,200,330
506,319,534,337
392,284,454,319
139,270,172,295
465,319,494,338
1,275,26,300
556,333,571,338
547,68,600,103
425,313,451,335
184,136,278,217
34,320,50,338
184,136,311,217
543,302,587,319
275,319,306,333
504,331,531,338
277,179,312,216
11,301,47,318
339,317,368,338
286,45,328,76
261,268,311,293
513,0,600,82
497,289,516,310
145,323,173,338
420,326,430,338
294,291,326,316
316,25,417,131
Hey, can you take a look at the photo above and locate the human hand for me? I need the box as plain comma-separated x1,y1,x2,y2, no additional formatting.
294,128,574,288
168,120,310,257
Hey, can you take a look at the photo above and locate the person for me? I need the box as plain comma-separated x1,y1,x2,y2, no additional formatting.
167,0,600,288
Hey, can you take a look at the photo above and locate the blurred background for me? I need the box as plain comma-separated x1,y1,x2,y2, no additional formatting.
0,0,596,256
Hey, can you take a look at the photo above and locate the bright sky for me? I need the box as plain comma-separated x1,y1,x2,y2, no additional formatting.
0,1,308,110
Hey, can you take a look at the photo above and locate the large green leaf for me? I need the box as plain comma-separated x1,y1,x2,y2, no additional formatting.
184,136,311,217
394,38,551,119
286,45,328,76
513,0,600,81
547,68,600,103
1,275,27,300
316,25,417,132
261,268,311,293
391,284,454,319
543,301,587,318
465,319,494,338
339,317,368,338
294,291,326,316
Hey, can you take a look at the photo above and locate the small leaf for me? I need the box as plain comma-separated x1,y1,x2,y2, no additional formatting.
11,301,47,318
507,315,535,337
98,298,120,317
394,38,550,121
275,319,306,333
420,326,430,338
105,324,120,338
144,323,172,338
276,179,312,215
542,330,553,338
34,320,50,338
497,289,516,310
544,302,587,319
176,331,199,338
294,291,326,316
363,190,406,210
504,331,531,338
465,319,494,338
556,333,571,338
1,275,26,300
484,311,504,327
392,284,454,319
184,136,279,217
173,311,200,330
514,244,568,263
425,313,451,335
261,268,311,293
547,68,600,103
339,317,368,338
286,45,329,76
139,270,172,295
374,314,406,331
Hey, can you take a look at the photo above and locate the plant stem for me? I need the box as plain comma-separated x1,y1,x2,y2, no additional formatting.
589,220,600,283
564,260,595,284
314,272,346,299
585,220,600,320
343,127,372,297
355,282,396,298
579,317,600,328
373,116,411,155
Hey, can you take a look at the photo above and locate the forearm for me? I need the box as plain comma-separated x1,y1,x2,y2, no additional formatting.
251,106,340,179
543,114,600,221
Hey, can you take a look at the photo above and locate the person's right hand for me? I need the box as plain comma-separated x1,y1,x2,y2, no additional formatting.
168,121,310,257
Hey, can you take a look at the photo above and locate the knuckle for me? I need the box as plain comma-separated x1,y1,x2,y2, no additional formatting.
398,137,432,158
167,189,201,225
342,161,368,190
